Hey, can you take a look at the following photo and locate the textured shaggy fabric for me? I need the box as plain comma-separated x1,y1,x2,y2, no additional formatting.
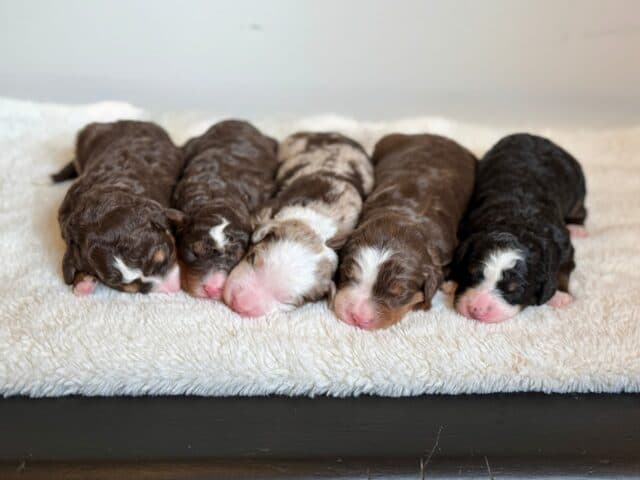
1,97,639,397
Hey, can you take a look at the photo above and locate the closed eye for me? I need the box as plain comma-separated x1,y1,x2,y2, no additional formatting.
505,281,520,292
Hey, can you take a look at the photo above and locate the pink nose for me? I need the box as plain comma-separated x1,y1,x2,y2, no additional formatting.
469,303,492,321
201,274,226,300
345,303,376,329
228,291,264,317
203,284,222,299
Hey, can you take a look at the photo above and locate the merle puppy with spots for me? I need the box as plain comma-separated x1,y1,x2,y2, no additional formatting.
332,133,476,329
449,133,588,323
223,132,374,317
54,120,184,295
172,120,278,299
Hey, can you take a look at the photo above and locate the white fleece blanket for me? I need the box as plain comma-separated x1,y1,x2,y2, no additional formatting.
1,97,639,397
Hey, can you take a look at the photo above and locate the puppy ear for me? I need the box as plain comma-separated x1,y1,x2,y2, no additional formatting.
326,230,350,250
534,246,560,304
252,221,275,244
536,277,558,305
452,237,471,268
408,291,427,310
62,247,77,285
251,207,273,229
422,266,443,310
326,281,337,308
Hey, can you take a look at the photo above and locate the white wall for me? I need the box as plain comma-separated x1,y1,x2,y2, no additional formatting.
1,0,639,125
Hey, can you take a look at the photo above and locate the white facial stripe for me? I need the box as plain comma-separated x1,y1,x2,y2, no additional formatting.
113,256,161,285
353,246,393,294
480,249,523,292
209,218,230,248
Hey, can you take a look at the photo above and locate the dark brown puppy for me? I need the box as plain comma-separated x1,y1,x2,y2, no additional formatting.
54,120,184,295
332,133,476,329
172,120,278,299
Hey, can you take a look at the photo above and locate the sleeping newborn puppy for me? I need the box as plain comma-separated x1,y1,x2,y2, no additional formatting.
449,133,587,323
54,120,184,295
223,132,374,317
332,134,477,330
172,120,278,299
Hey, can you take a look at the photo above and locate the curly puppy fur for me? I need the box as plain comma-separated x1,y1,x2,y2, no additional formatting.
172,120,278,298
54,120,184,294
449,133,587,322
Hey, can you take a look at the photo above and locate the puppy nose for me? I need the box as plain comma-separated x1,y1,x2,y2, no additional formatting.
202,284,222,299
229,291,261,317
346,304,375,329
470,303,492,321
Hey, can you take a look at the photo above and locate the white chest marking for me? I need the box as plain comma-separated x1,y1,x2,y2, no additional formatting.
209,218,230,248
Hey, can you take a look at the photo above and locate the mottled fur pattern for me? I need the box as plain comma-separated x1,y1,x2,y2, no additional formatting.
230,132,374,310
265,132,374,250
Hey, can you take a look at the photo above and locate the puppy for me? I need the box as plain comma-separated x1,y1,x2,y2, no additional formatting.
449,133,587,323
223,132,374,317
54,120,184,295
172,120,278,299
332,134,477,329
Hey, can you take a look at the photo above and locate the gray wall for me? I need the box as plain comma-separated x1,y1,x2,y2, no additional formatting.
1,0,639,125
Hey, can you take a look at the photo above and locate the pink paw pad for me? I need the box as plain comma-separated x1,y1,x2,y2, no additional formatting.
73,276,97,296
547,290,574,308
567,224,588,238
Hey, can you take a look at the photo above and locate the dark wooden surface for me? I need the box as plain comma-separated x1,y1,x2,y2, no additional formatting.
1,393,639,478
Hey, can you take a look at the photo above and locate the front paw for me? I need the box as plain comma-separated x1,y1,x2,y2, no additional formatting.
567,224,588,238
440,280,457,295
547,290,573,308
72,274,98,296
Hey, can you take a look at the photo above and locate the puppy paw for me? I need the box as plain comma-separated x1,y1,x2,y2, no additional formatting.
73,274,98,296
567,224,588,238
440,280,457,295
547,290,573,308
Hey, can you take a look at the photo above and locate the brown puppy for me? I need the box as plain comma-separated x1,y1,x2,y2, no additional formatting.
54,120,184,295
172,120,278,299
332,133,476,329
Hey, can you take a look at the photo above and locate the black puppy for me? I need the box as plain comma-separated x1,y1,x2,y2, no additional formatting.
449,133,587,322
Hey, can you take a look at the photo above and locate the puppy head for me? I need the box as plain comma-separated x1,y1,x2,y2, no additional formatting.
223,218,337,317
332,244,434,330
450,232,556,322
175,209,250,299
62,196,183,295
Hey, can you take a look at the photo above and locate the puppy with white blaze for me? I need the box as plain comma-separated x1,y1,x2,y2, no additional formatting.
223,132,374,317
172,120,278,299
449,133,588,323
332,134,476,329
